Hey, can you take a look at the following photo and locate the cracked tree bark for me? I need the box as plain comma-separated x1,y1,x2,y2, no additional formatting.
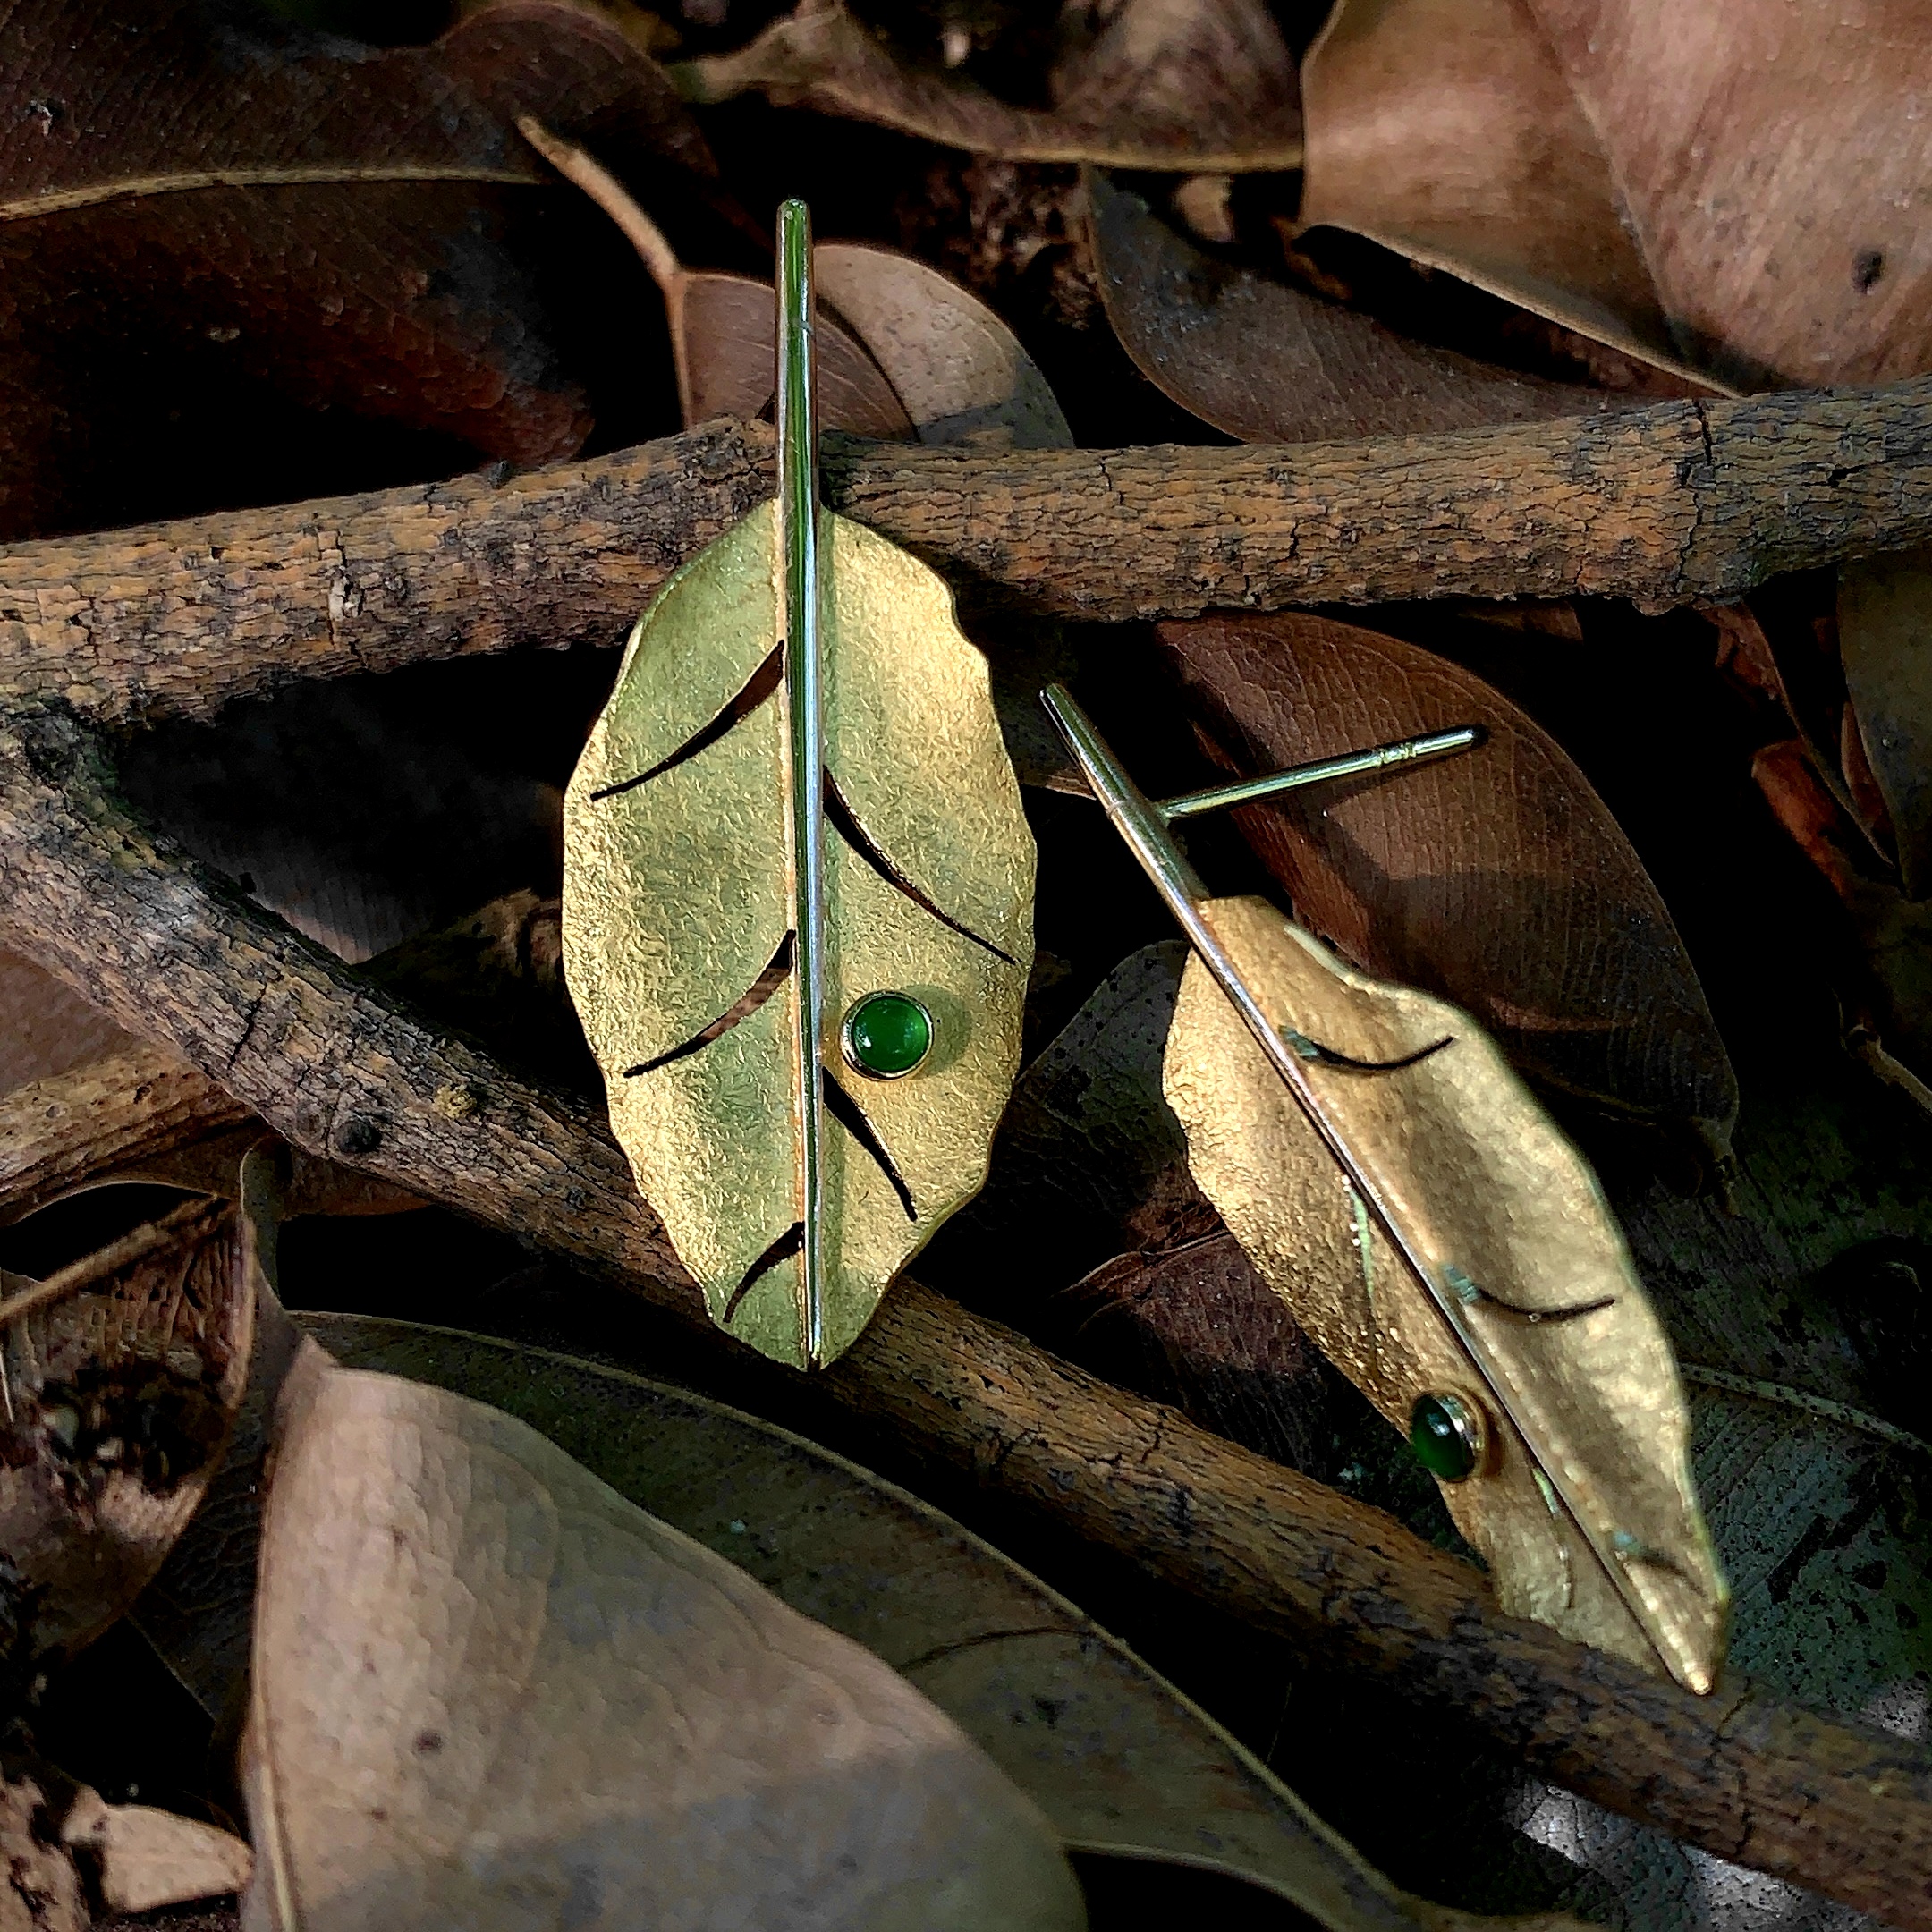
1,378,1931,727
0,702,1925,1927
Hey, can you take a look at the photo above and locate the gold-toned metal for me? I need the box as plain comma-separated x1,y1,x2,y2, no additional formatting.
1163,896,1728,1690
1040,681,1726,1691
563,497,1035,1371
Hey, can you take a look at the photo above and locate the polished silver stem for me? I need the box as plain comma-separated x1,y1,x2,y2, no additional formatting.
1157,726,1480,822
776,199,826,1366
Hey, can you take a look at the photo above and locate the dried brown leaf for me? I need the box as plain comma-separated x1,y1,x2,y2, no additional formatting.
242,1340,1085,1932
0,1193,254,1659
816,242,1073,449
0,1768,88,1932
1300,1,1932,935
1754,737,1932,1089
1837,550,1932,897
61,1788,250,1917
519,118,912,436
305,1317,1586,1932
1298,0,1693,377
1063,1233,1333,1474
674,0,1303,171
0,0,711,540
0,949,139,1100
1300,0,1932,392
1157,614,1738,1152
1089,172,1616,441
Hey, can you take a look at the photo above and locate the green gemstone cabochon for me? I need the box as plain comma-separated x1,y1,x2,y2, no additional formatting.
1409,1392,1480,1483
844,991,933,1078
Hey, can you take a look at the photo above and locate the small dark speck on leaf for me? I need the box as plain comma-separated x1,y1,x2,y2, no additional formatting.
1855,249,1886,292
414,1729,445,1754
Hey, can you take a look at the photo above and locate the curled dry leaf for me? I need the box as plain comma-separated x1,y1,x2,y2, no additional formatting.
301,1316,1584,1932
673,0,1304,171
529,123,1072,446
0,1768,87,1932
0,1192,253,1659
814,242,1073,450
1088,172,1616,443
1300,0,1932,391
1163,895,1726,1687
243,1339,1084,1932
1752,737,1932,1088
0,0,711,540
520,119,911,436
1157,614,1738,1154
1298,0,1695,378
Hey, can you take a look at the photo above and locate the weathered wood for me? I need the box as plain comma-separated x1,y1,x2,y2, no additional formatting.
0,1044,250,1226
3,380,1932,727
0,703,1924,1924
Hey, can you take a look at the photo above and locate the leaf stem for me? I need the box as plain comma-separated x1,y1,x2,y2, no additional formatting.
777,199,828,1367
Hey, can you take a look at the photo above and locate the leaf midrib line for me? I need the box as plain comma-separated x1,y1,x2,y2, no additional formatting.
0,163,547,223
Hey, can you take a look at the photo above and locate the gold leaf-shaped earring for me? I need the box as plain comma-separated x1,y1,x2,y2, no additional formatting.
1042,682,1727,1694
564,203,1035,1370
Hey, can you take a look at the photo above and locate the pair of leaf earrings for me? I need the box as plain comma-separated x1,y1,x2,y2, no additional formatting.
561,205,1728,1695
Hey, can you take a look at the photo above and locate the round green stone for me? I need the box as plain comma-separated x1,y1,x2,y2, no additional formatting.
843,991,933,1079
1409,1392,1482,1483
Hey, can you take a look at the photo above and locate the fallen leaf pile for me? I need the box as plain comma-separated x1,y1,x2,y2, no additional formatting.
0,0,1929,1928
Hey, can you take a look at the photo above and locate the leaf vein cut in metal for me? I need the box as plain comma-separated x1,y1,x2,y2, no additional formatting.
725,1222,805,1323
824,1071,919,1222
623,931,796,1076
1282,1028,1454,1072
826,774,1019,964
589,642,786,800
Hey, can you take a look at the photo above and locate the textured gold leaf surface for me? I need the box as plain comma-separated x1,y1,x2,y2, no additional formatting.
1165,894,1726,1689
563,499,1033,1368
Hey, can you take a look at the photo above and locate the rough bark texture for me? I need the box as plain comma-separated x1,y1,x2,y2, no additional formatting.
0,704,1924,1924
2,380,1932,727
0,1043,249,1225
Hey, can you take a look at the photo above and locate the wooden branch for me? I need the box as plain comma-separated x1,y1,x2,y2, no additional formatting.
0,1044,250,1226
4,380,1932,727
0,704,1925,1924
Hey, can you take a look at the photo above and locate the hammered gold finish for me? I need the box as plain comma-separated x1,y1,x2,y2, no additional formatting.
1164,894,1727,1691
563,500,1035,1370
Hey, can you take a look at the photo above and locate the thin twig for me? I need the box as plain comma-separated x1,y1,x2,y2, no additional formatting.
5,380,1932,726
0,1196,227,1331
515,117,682,297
